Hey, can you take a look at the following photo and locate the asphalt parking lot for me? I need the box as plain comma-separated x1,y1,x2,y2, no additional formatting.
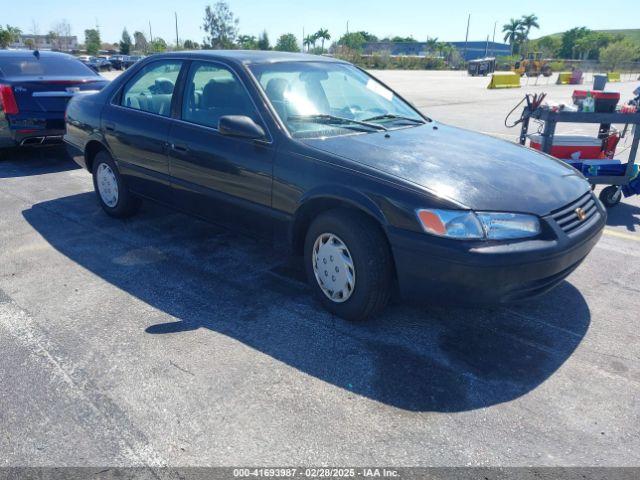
1,70,639,467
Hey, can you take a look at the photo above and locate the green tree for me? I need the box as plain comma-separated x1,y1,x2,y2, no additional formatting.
519,14,539,54
150,37,167,52
599,39,640,71
183,39,199,49
119,28,132,55
337,32,367,51
520,14,539,39
257,30,270,50
303,35,313,52
315,28,330,52
237,34,258,49
46,31,59,50
559,27,590,59
425,37,438,56
275,33,300,52
389,36,418,43
84,28,101,55
357,31,378,42
502,18,525,54
133,31,148,53
0,25,22,49
533,35,561,57
574,31,616,60
202,1,238,49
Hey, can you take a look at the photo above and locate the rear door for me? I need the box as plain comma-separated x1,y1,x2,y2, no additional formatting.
102,59,184,202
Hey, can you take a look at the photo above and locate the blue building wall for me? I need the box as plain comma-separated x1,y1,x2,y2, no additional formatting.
450,41,511,60
362,41,511,60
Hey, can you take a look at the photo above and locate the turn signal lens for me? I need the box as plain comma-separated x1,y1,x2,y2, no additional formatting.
416,209,484,240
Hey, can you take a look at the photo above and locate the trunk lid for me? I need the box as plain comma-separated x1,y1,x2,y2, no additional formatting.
8,76,108,113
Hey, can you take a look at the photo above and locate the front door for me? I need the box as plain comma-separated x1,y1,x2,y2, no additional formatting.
102,59,184,201
168,60,275,236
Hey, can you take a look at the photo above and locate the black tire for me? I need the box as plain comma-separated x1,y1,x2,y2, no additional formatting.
599,185,622,208
92,150,141,218
304,208,393,321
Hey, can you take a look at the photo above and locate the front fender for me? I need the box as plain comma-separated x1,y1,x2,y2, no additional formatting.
297,184,388,226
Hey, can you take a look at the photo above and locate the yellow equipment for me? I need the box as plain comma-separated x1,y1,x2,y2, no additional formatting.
607,72,621,82
487,72,521,89
512,52,553,77
556,72,572,85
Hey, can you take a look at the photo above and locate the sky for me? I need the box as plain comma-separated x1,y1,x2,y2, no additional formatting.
4,0,638,46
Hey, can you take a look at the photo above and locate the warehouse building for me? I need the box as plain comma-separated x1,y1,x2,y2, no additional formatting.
362,40,511,60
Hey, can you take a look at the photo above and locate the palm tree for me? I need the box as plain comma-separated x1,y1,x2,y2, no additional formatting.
315,28,330,52
520,14,539,54
503,18,524,55
425,37,439,56
303,35,313,52
520,14,540,39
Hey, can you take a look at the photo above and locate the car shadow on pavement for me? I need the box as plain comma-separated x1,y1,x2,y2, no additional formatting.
605,202,640,232
23,193,591,413
0,147,80,179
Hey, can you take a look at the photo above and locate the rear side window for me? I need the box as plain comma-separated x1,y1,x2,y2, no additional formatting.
121,61,183,117
0,55,96,77
182,61,258,129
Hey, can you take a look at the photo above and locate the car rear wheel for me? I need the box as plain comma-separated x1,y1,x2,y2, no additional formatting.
92,150,141,218
304,209,393,321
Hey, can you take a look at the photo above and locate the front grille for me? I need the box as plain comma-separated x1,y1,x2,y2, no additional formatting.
550,192,599,234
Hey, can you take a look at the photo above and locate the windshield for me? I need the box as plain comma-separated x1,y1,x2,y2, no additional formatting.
249,61,425,138
0,55,97,78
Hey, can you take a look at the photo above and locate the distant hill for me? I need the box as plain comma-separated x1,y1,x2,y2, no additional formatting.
534,29,640,44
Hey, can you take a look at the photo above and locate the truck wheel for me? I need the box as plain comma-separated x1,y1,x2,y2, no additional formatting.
599,186,622,208
304,209,393,321
92,150,141,218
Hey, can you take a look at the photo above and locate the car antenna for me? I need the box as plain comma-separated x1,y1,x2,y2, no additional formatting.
33,50,40,59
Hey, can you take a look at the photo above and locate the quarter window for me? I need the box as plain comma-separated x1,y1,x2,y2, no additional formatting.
121,61,182,117
182,61,258,129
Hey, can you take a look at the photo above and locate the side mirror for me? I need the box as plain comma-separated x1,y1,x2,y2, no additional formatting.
218,115,266,140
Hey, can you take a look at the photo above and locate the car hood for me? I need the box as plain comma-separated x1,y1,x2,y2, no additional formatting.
301,122,590,215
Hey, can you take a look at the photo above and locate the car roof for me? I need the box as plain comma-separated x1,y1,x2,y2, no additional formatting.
150,50,347,65
0,50,76,59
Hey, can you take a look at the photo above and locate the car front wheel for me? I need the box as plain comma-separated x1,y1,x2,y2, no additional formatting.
92,150,141,218
304,209,393,321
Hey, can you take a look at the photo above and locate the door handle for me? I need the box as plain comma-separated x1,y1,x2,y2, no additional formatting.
104,122,115,132
170,143,189,153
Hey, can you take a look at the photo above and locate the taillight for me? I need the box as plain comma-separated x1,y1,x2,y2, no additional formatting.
0,85,19,115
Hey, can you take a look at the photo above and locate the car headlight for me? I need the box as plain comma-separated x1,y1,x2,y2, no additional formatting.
416,209,540,240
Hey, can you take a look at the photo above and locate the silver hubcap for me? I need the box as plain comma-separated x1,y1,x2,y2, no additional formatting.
312,233,356,303
96,163,119,208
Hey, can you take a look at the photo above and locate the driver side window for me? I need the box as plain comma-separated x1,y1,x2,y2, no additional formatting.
121,60,182,117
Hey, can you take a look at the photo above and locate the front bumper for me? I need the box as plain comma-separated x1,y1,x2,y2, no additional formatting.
389,199,606,304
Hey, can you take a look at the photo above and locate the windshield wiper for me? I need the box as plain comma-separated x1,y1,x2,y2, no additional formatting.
288,114,388,132
362,113,426,124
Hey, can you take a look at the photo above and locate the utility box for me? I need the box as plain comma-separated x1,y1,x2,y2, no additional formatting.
467,57,496,76
529,134,603,159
